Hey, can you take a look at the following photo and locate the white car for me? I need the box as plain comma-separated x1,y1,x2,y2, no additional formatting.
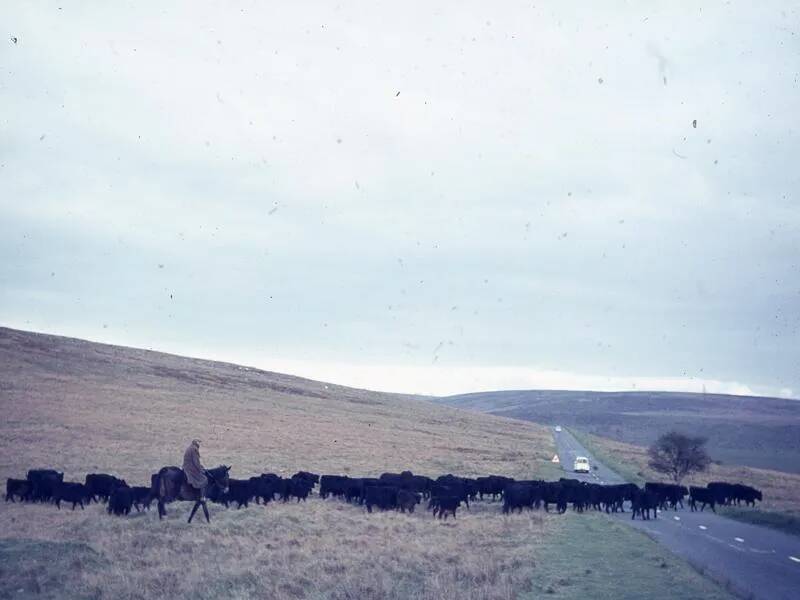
573,456,590,473
554,425,562,432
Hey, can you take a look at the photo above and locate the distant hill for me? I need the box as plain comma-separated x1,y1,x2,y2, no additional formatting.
436,389,800,474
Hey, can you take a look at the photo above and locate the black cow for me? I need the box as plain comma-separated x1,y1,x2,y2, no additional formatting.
585,483,604,511
251,474,282,504
734,484,763,507
433,476,473,508
27,469,64,502
291,471,320,488
54,482,91,510
707,482,762,507
631,489,658,520
689,486,717,512
320,475,350,500
540,482,569,513
364,485,399,513
292,471,319,482
645,482,687,510
599,483,638,513
503,482,537,514
408,475,434,498
478,476,515,500
559,479,591,512
463,478,479,503
397,490,421,513
343,478,369,504
249,476,273,504
85,474,128,502
379,472,411,488
707,482,735,505
224,478,255,508
5,478,30,502
108,486,134,516
130,486,154,511
430,495,460,520
283,478,313,502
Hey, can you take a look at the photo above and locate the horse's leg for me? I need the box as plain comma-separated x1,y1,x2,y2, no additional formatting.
158,500,165,520
188,501,200,523
202,501,210,523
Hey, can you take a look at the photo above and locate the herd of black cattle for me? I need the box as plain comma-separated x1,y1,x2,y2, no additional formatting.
5,468,763,521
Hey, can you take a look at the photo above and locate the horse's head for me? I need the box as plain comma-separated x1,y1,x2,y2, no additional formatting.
206,465,231,496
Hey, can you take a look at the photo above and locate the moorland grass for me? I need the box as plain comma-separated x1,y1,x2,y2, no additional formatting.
0,328,734,598
0,499,553,600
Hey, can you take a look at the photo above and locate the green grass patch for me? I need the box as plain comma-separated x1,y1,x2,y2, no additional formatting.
567,427,644,485
0,538,107,600
719,506,800,538
527,513,733,599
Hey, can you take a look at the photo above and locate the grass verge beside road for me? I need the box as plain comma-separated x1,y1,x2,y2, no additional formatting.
717,507,800,538
528,512,733,599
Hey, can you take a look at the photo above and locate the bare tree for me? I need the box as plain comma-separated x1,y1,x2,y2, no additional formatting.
648,431,711,483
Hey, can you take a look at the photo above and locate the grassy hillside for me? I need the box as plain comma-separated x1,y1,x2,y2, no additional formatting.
439,389,800,474
0,327,554,482
0,327,732,599
570,429,800,536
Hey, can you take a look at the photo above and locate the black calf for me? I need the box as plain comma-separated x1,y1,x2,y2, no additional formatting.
689,486,717,513
54,482,91,510
631,489,658,520
5,478,30,502
224,478,255,508
85,473,128,503
130,486,154,511
430,495,460,520
397,490,421,513
108,487,134,516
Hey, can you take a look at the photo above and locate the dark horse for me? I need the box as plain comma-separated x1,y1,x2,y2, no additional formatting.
152,465,231,523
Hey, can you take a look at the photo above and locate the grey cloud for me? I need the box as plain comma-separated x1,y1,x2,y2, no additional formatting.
1,1,797,397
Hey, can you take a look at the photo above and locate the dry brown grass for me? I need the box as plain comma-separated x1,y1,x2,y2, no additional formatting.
0,499,552,600
0,328,734,599
0,327,554,484
575,430,800,515
0,327,558,599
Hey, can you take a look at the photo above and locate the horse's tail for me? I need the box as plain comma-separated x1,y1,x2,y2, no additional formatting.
154,467,182,502
155,472,166,499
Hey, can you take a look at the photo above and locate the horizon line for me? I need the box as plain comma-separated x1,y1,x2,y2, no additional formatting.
2,324,796,402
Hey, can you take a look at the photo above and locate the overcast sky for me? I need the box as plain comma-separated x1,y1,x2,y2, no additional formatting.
1,2,798,398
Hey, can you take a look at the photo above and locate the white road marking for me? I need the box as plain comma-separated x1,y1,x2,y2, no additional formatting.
698,525,708,530
790,555,800,563
734,537,744,543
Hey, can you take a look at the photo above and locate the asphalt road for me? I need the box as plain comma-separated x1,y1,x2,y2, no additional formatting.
553,427,800,600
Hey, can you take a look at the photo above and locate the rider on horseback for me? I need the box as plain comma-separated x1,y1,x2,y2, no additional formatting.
155,441,229,522
183,439,208,494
